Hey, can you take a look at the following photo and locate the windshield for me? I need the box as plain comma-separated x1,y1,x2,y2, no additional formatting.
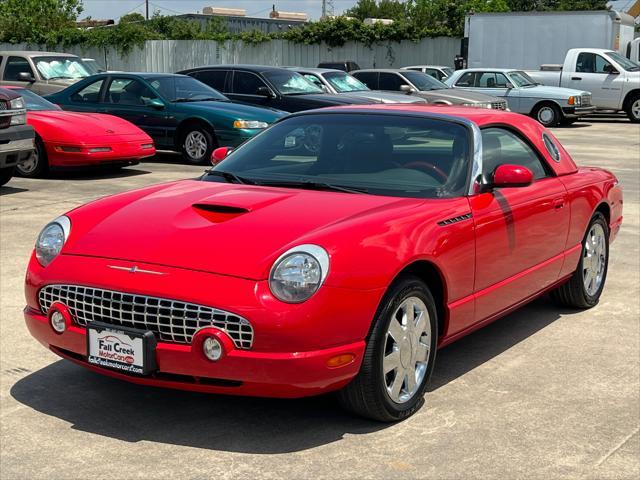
509,71,537,87
263,71,324,95
606,51,640,72
14,88,60,111
402,71,448,91
34,56,91,80
149,76,228,102
203,113,471,199
442,67,454,77
82,59,105,75
324,72,369,92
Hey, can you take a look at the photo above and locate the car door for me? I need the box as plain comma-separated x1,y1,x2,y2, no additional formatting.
378,72,409,93
570,52,622,109
352,72,379,90
191,69,230,95
227,70,279,108
59,78,107,113
469,127,569,324
1,56,38,91
103,77,169,146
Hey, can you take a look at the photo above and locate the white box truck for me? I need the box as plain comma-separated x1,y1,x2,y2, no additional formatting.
464,10,636,69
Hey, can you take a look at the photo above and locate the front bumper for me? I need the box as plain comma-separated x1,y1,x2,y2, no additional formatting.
45,140,156,167
562,105,596,118
24,253,381,398
0,125,35,168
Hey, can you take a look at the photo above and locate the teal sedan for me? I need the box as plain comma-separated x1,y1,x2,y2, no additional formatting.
46,73,286,164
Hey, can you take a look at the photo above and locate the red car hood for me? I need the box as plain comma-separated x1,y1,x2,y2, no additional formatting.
28,111,149,143
65,180,423,280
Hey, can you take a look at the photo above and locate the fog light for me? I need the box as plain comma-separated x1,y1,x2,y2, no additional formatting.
50,311,66,333
203,337,223,361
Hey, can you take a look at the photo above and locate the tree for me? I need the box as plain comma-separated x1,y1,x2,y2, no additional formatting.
119,12,146,24
0,0,83,43
346,0,409,21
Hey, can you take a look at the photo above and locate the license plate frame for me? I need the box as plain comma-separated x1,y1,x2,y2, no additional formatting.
86,321,157,375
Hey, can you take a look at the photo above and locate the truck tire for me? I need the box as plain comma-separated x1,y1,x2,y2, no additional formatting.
532,102,562,127
0,166,14,186
625,93,640,123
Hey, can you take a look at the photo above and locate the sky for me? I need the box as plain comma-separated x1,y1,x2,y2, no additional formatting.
79,0,363,21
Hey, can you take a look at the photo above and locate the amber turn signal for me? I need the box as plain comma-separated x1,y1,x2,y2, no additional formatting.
326,353,355,368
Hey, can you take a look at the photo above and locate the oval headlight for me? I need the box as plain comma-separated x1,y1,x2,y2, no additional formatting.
35,216,71,267
269,245,329,303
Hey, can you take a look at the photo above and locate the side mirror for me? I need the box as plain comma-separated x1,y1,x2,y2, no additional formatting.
400,85,415,94
148,98,165,109
17,72,35,83
256,86,275,98
603,65,619,75
486,164,533,190
211,146,233,165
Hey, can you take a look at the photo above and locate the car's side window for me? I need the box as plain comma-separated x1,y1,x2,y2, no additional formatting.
352,72,378,89
424,68,438,79
481,127,549,180
378,73,406,91
3,56,34,81
576,53,615,74
106,78,158,106
478,72,510,88
232,71,268,95
455,72,476,87
194,70,228,92
70,79,105,103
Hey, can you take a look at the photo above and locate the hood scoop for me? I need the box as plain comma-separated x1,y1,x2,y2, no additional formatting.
192,203,249,223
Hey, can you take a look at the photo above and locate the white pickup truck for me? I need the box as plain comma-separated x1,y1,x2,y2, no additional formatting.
527,48,640,122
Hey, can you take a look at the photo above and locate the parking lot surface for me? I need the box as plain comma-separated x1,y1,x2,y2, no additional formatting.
1,119,638,479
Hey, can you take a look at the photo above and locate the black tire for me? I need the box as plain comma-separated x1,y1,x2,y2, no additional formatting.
338,276,438,422
625,93,640,123
551,212,609,308
15,137,47,178
532,102,562,127
179,124,216,165
0,166,14,186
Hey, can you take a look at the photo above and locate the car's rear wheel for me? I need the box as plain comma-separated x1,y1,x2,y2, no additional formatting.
625,93,640,123
551,212,609,308
0,166,14,186
532,102,562,127
338,276,438,422
16,137,47,178
180,125,216,165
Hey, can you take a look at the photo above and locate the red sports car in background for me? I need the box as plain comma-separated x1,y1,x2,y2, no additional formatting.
6,88,155,177
24,105,623,421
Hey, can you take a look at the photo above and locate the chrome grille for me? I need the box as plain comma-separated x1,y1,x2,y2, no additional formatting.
491,101,508,111
581,94,591,107
38,284,254,349
0,100,7,110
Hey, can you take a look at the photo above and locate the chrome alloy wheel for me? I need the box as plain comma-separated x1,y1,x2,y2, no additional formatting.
632,99,640,120
383,297,431,404
537,106,556,125
583,223,607,296
17,149,39,175
184,131,207,160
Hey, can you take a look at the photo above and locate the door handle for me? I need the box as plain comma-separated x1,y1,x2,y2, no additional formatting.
553,198,565,209
571,77,582,81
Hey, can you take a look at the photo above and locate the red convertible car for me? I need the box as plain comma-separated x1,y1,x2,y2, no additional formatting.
6,87,155,177
24,105,623,421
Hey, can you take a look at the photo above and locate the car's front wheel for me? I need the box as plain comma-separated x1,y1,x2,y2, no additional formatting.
338,276,438,422
532,102,562,127
16,137,47,178
551,212,609,308
180,125,216,165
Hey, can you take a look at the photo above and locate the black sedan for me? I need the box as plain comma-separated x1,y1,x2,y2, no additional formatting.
178,65,372,113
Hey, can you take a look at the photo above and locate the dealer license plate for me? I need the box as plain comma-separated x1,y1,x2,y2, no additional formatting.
87,322,157,375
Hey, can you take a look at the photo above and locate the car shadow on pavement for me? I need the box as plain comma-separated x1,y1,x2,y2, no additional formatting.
0,185,29,195
46,167,151,181
10,296,569,453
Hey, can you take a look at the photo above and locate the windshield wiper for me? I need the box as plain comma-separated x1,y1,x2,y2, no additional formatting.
258,179,368,194
47,76,74,80
173,97,224,103
206,170,255,185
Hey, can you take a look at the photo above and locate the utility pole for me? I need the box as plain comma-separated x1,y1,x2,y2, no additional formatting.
321,0,335,18
145,0,149,20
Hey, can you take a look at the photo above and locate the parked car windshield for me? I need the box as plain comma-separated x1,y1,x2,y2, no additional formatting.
606,51,640,72
148,76,228,102
324,72,369,92
442,67,454,77
204,113,471,199
82,59,105,75
402,71,448,91
15,88,61,111
508,71,538,87
34,56,91,80
263,70,324,95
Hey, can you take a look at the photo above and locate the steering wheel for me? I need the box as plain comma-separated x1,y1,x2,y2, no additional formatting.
404,161,448,183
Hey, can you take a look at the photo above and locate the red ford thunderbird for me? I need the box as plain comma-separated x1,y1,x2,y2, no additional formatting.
6,87,155,177
24,105,622,421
